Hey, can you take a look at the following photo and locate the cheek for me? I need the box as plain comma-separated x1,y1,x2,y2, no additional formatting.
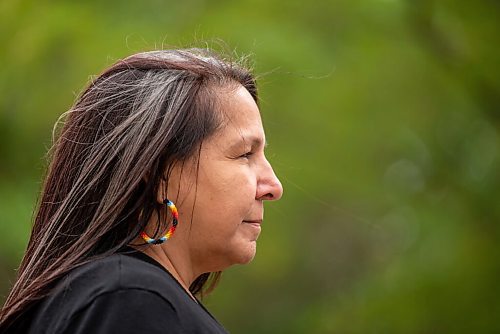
201,164,256,203
220,176,257,222
190,160,257,226
187,168,260,269
193,174,255,236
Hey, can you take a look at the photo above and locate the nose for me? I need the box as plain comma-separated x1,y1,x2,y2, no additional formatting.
256,158,284,201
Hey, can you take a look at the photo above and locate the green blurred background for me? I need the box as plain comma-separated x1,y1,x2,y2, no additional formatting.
1,0,499,332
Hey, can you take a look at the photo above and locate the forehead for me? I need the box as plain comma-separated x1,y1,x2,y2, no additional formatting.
212,85,264,143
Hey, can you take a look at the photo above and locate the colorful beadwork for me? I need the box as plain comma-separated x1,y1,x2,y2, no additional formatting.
140,199,179,245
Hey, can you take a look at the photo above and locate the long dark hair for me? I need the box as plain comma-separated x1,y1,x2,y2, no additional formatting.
0,48,258,331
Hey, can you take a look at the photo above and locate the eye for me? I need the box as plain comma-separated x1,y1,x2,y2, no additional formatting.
239,151,253,159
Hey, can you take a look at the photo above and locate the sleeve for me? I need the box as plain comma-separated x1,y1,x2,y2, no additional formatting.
62,289,182,334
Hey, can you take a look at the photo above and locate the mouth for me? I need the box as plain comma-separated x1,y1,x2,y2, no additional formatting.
242,220,262,226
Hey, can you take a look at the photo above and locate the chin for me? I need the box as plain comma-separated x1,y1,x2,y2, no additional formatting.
210,241,258,270
233,242,257,265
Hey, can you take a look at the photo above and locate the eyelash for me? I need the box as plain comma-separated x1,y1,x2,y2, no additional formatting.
239,151,253,159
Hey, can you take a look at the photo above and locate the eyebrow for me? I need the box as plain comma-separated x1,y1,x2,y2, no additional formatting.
248,136,268,148
229,135,268,151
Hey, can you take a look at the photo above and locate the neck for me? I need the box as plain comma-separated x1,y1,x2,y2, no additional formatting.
132,242,198,302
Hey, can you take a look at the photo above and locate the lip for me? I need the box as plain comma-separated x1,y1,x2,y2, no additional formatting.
243,220,262,226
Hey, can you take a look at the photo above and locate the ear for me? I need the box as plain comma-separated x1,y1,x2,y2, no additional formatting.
153,160,189,207
142,168,167,206
156,177,167,205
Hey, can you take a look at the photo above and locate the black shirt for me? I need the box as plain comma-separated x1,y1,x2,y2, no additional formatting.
24,247,228,333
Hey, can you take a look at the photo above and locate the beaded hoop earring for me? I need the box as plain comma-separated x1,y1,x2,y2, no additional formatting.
140,199,179,245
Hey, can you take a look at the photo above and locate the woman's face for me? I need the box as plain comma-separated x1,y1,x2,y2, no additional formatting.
167,85,283,273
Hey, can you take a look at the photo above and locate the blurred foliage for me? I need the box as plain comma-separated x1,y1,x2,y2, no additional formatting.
1,0,499,332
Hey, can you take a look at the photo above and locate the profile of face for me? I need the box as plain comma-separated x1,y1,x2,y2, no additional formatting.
164,85,283,274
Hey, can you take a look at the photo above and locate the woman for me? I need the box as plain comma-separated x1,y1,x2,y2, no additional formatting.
0,48,283,333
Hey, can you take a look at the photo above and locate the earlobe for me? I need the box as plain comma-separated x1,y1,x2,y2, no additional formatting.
156,178,168,205
141,170,166,205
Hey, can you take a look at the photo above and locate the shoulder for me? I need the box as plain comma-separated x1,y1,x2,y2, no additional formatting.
30,253,182,333
29,253,228,334
55,253,179,302
60,286,181,334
